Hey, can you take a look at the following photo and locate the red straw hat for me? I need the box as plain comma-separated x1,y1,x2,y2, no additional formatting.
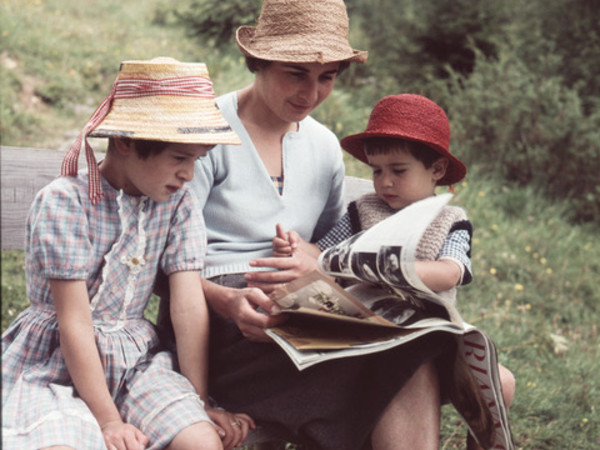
341,94,466,185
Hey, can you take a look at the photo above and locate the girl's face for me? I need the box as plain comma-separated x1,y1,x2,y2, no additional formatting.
255,61,340,124
120,142,212,202
367,149,447,211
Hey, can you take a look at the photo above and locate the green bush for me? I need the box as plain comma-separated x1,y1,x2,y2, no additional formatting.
346,0,507,94
441,48,600,223
508,0,600,114
174,0,261,47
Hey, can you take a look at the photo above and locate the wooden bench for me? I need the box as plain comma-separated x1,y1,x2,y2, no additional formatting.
1,145,372,447
1,145,372,250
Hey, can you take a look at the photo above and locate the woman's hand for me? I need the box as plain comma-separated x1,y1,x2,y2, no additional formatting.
208,407,255,450
202,279,286,342
101,419,149,450
246,249,322,295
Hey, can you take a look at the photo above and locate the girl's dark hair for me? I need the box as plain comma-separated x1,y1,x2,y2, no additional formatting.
107,138,170,159
244,56,351,74
364,137,442,168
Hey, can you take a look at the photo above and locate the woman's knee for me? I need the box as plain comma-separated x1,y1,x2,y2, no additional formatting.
168,421,223,450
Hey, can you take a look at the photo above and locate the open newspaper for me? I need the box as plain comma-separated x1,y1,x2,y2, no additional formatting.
266,194,514,450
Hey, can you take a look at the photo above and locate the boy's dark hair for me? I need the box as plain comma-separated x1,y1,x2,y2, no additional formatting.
107,138,171,159
244,56,351,74
364,137,442,168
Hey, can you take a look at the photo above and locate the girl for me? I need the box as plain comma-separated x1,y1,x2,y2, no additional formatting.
2,58,253,450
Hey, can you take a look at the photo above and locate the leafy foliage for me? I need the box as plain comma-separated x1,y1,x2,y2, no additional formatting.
174,0,261,47
441,48,600,223
509,0,600,113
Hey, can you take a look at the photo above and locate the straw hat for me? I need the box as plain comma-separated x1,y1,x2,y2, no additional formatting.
341,94,467,185
62,57,240,204
236,0,367,64
89,58,240,145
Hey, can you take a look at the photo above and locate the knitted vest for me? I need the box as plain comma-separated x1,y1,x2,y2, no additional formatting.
348,193,470,305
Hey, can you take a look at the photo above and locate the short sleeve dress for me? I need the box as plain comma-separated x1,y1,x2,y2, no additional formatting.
2,171,210,449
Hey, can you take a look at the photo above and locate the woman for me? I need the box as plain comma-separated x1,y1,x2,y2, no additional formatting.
160,1,446,448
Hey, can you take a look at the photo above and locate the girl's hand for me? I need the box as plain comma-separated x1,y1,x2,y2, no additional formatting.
101,419,149,450
208,407,256,450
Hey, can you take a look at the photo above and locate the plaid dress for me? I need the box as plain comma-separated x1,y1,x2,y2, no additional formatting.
2,171,210,449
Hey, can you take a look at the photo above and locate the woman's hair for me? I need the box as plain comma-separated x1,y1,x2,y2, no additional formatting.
364,137,442,168
244,56,351,74
107,138,171,159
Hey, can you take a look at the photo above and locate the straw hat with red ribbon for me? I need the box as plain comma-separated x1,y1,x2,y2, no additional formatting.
236,0,367,64
61,57,240,204
341,94,467,186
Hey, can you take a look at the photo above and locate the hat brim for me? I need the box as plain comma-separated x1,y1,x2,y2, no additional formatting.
236,26,368,64
88,96,241,146
341,131,467,186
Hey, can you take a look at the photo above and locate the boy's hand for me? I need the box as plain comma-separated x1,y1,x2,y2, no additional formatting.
272,223,300,256
101,420,149,450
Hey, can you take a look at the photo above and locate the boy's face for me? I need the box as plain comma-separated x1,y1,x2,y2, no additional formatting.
120,142,212,202
367,148,447,210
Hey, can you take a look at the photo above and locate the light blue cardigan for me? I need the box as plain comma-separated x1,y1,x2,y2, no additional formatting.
190,91,346,278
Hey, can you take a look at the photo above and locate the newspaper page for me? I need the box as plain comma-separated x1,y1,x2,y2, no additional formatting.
318,193,452,289
267,272,463,352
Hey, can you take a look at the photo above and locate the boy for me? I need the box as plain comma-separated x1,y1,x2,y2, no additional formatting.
274,94,515,450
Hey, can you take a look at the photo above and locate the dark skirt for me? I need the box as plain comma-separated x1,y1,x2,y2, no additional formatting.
157,273,451,450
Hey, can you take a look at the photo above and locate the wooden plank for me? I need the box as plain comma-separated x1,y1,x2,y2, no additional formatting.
1,146,104,249
1,146,372,250
345,175,373,203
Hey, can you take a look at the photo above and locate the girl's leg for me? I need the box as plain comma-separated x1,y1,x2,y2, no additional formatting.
371,360,441,450
167,422,223,450
121,352,217,449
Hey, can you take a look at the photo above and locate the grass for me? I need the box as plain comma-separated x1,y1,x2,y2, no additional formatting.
0,0,252,149
2,1,599,448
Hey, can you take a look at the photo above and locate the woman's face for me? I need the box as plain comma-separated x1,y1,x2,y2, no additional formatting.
255,61,341,124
